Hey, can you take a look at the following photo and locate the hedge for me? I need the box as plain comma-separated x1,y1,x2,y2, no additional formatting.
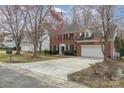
120,47,124,56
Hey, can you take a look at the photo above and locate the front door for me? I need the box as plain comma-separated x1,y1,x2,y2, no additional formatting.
61,46,65,54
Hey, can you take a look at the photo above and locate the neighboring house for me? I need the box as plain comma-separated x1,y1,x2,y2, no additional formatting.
1,35,15,48
21,31,50,52
1,31,50,52
0,32,5,47
50,24,117,58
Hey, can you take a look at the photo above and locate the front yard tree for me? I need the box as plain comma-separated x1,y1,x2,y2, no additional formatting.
71,6,93,32
0,6,27,55
26,6,51,57
26,6,64,57
92,5,119,61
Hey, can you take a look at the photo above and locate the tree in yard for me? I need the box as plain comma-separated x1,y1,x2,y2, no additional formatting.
25,6,50,57
0,6,27,55
71,6,93,32
91,5,120,61
26,6,64,57
72,5,121,61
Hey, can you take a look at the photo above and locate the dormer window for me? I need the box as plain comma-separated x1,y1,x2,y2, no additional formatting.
85,31,91,37
86,32,90,37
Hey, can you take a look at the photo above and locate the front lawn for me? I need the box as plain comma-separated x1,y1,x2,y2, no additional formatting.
0,48,7,51
120,56,124,61
0,52,65,63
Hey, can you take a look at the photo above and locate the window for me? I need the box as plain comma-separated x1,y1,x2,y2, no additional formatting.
85,32,89,37
70,45,74,52
66,34,68,40
53,45,56,51
70,33,74,40
66,45,68,51
50,45,52,51
62,35,63,41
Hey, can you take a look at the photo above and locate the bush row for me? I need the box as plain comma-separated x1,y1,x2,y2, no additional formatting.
0,47,21,51
43,50,59,55
63,51,76,56
120,47,124,56
43,50,76,56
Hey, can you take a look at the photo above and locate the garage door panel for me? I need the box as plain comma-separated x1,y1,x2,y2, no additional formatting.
81,45,103,58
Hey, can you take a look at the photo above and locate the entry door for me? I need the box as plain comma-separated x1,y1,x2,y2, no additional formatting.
61,46,65,54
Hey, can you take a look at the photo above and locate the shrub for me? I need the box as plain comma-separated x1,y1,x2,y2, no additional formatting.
6,48,12,54
120,47,124,57
114,37,121,52
44,50,59,55
64,51,69,55
43,50,50,55
52,50,59,55
12,47,21,51
13,47,16,50
64,51,74,55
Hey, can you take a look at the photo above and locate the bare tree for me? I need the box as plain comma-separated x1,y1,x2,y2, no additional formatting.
26,6,51,57
92,5,119,61
26,5,64,57
71,6,93,32
0,5,27,55
71,5,120,61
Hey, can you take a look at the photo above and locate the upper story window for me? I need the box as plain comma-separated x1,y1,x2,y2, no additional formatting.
66,34,68,40
86,32,89,37
70,33,74,40
85,31,91,37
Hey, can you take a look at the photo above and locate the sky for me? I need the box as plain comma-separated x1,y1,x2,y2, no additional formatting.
54,5,124,27
54,5,72,17
54,5,124,17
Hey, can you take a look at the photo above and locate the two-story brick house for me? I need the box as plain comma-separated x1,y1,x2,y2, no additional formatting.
50,24,116,58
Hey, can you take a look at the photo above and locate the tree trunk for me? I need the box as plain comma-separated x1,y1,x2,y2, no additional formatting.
103,42,108,62
16,43,20,55
103,53,107,62
10,53,12,62
39,42,42,54
33,42,38,57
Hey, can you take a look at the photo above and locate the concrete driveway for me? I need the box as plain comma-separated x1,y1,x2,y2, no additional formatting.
0,66,57,88
10,57,102,80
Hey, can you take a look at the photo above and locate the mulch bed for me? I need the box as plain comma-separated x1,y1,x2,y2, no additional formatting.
68,61,124,88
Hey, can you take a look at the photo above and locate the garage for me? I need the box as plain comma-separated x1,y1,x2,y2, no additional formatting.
81,45,103,58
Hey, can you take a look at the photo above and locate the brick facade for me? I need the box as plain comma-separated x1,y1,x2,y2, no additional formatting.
50,31,113,58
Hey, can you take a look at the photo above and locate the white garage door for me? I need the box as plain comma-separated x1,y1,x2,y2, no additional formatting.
81,45,103,58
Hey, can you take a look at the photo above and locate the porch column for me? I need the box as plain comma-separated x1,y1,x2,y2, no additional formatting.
59,45,62,54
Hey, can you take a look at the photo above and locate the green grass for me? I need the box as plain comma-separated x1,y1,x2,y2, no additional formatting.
0,48,6,51
0,52,65,63
120,56,124,62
